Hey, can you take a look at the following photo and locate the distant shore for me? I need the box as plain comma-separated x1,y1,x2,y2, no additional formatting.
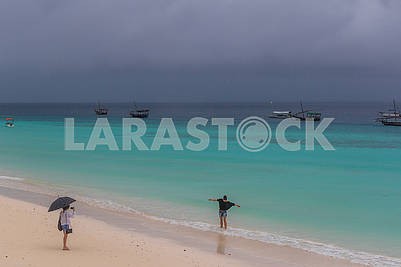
0,185,365,267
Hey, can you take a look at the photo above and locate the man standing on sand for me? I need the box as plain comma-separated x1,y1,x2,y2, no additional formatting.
208,195,240,230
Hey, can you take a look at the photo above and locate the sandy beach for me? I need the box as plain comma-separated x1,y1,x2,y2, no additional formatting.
0,192,365,267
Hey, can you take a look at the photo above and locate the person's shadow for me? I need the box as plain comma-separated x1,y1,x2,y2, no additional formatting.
216,234,227,255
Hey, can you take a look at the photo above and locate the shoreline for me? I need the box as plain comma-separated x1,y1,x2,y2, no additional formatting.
1,175,401,266
0,183,368,267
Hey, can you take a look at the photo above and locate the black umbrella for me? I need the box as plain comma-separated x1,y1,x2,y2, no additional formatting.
48,197,76,212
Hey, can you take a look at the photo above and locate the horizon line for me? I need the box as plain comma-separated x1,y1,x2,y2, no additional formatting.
0,100,398,104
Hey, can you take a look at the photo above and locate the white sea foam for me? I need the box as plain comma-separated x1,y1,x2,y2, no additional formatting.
0,175,24,181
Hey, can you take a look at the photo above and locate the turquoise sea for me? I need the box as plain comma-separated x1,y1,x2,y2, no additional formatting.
0,103,400,266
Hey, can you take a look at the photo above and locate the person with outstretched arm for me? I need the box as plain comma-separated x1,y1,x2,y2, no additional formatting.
208,195,240,229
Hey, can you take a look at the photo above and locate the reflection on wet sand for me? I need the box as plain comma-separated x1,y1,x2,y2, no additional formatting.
216,234,227,255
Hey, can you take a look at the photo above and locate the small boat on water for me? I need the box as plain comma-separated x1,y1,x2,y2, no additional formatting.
269,101,321,121
292,111,322,121
292,102,321,121
5,118,15,128
95,102,108,116
381,120,401,126
130,109,150,118
269,111,292,119
129,102,150,118
376,99,401,126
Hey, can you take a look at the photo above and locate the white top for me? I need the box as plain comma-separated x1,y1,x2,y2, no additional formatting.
273,111,291,114
60,209,75,226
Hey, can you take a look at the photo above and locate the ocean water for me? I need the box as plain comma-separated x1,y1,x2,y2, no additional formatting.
0,102,400,266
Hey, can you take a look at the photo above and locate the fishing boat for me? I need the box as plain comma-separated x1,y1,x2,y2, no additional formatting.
5,118,15,128
381,120,401,126
269,111,292,119
95,102,108,115
292,102,321,121
130,109,150,118
376,100,401,126
129,103,150,118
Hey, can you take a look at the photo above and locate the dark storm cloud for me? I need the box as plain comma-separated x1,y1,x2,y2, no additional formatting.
0,0,400,101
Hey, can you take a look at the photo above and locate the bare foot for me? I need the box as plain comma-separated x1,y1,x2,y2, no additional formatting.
62,247,70,251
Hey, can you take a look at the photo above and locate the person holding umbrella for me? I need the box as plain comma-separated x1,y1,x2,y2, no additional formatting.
48,196,76,250
60,205,75,250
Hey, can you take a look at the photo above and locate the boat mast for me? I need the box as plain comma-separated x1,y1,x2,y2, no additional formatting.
393,99,397,115
300,100,305,119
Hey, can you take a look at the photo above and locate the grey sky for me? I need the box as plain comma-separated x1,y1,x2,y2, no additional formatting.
0,0,400,102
